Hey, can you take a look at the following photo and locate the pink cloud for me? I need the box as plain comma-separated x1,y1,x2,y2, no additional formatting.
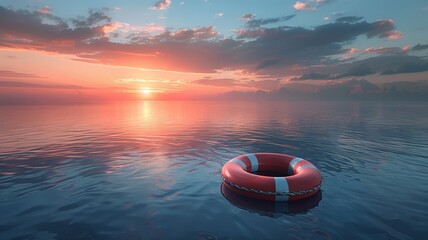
118,22,165,33
367,19,402,40
294,1,311,10
363,46,407,55
294,0,327,11
152,0,172,10
402,45,410,52
387,30,402,40
346,48,359,54
38,6,51,15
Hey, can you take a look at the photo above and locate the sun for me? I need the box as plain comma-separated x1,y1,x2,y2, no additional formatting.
140,88,151,96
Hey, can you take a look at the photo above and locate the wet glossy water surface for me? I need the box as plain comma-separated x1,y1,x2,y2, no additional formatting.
1,101,427,239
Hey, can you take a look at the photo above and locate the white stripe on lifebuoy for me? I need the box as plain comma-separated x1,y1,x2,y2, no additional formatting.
297,164,318,171
231,158,246,169
246,154,259,172
274,177,289,201
288,157,304,175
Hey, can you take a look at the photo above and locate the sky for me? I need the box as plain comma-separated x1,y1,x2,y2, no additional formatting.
1,0,428,102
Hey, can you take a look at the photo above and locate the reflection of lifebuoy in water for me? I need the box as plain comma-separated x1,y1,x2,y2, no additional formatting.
221,153,322,201
221,183,322,217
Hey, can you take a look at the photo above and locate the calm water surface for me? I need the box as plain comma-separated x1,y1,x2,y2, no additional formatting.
0,101,427,239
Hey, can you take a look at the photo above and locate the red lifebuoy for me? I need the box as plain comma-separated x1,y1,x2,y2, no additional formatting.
221,153,322,201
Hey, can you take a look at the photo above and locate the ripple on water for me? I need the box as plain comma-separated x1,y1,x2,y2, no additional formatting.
0,101,427,239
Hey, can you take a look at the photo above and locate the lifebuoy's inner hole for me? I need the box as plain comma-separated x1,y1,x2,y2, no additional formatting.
250,158,293,177
253,170,291,177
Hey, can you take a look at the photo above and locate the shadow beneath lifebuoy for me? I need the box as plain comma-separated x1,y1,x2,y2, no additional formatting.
221,183,322,218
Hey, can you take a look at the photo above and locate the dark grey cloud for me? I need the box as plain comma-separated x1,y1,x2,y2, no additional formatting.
366,19,397,38
382,80,428,92
156,26,218,41
241,13,256,21
71,9,111,27
382,62,428,75
0,6,106,43
351,55,428,76
245,15,295,28
411,44,428,51
292,55,428,80
235,19,399,70
336,16,363,23
256,59,281,70
342,63,375,77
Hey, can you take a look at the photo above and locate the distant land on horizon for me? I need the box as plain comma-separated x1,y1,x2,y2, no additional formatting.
218,79,428,101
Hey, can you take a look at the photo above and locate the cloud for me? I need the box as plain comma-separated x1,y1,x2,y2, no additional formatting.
382,61,428,75
245,15,295,28
316,0,329,4
256,59,282,70
291,65,375,81
411,44,428,51
0,81,87,89
358,19,401,40
233,19,401,70
37,6,51,15
219,79,428,101
345,48,359,53
246,79,282,90
152,0,172,10
71,9,111,27
0,7,406,75
353,55,428,76
336,16,363,23
0,70,46,79
294,0,329,11
387,30,402,40
291,72,333,80
193,78,281,90
215,12,224,17
292,55,428,80
0,6,107,44
294,1,312,11
241,13,256,21
159,26,219,41
341,63,375,77
193,78,237,87
362,46,408,55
